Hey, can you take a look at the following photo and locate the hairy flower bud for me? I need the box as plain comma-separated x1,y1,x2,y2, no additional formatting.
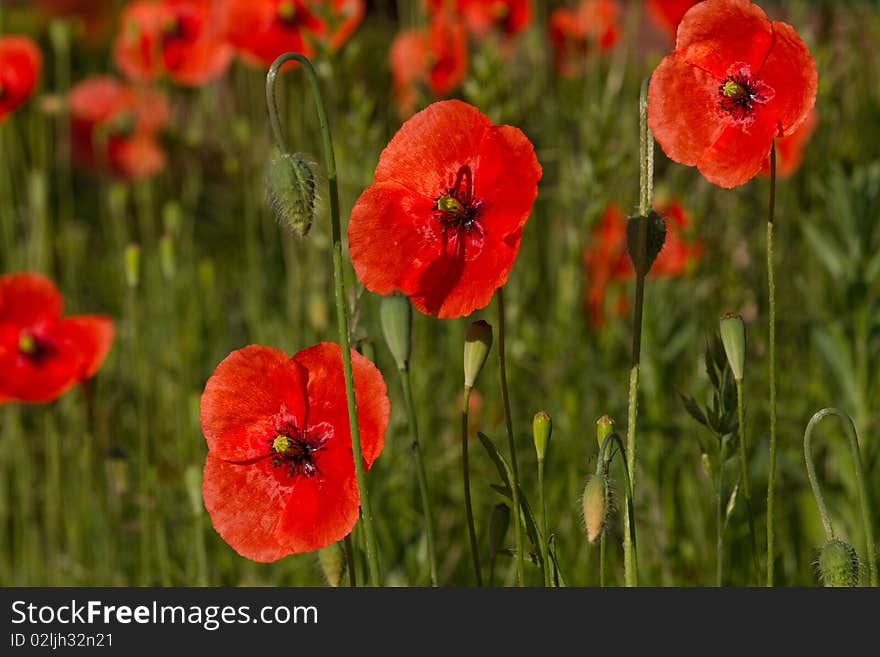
266,152,316,238
817,539,860,587
582,474,609,544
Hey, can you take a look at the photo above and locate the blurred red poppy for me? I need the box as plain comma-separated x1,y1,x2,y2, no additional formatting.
389,11,468,115
548,0,619,76
647,0,817,188
762,107,818,178
425,0,532,38
0,273,114,404
583,201,702,327
34,0,117,43
348,100,541,318
646,0,701,40
69,75,169,180
0,36,42,123
200,342,389,561
114,0,232,86
225,0,362,67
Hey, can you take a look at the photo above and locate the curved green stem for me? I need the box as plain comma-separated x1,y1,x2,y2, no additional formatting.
766,142,777,587
461,386,482,585
401,368,438,586
266,53,381,585
804,408,877,586
497,287,524,586
597,432,637,578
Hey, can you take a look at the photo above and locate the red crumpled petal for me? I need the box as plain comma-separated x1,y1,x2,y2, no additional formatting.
0,272,62,326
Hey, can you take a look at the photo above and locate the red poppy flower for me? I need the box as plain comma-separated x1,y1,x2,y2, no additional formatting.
34,0,117,43
200,342,389,561
0,273,114,404
389,12,468,115
326,0,365,50
114,0,232,86
583,201,702,327
69,75,169,180
548,0,619,76
0,36,42,123
762,107,817,178
647,0,818,189
348,100,541,318
224,0,327,67
425,0,532,39
646,0,702,40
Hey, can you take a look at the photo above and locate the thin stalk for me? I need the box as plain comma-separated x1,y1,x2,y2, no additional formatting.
538,458,550,586
597,432,637,583
735,379,759,576
461,386,482,585
599,533,607,587
716,441,727,587
400,368,438,586
804,408,877,586
344,535,357,587
266,53,381,585
497,288,524,585
622,77,654,587
766,142,777,587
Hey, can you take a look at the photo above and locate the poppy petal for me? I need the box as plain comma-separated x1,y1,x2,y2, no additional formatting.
202,453,293,562
0,323,82,402
373,100,491,198
54,315,114,380
201,345,309,462
696,109,777,188
648,52,727,167
0,272,62,325
759,20,818,137
676,0,773,78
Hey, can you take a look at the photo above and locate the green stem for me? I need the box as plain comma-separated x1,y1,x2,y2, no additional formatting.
344,535,357,587
497,287,524,586
804,408,877,586
599,533,607,587
766,142,777,587
538,458,550,586
461,386,482,585
597,432,637,579
735,380,760,578
266,53,381,585
716,441,727,587
401,368,439,586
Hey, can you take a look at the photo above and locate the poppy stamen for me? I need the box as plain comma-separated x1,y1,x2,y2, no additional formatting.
433,165,484,239
717,64,774,126
277,1,298,24
267,423,330,478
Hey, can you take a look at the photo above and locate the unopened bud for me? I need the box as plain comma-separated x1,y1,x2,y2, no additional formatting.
124,243,141,289
582,474,609,544
597,415,614,449
380,294,412,371
317,543,345,588
720,313,746,381
533,411,552,461
266,152,316,237
463,320,493,389
817,539,860,587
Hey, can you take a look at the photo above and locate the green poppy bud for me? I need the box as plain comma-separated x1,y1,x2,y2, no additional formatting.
380,294,412,372
266,152,316,238
597,415,614,449
124,243,141,289
817,539,860,587
533,411,552,462
582,474,609,544
463,320,493,389
317,543,345,588
720,312,746,382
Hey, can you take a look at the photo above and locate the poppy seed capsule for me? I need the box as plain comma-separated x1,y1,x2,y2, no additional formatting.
533,411,552,461
582,474,609,544
817,539,860,587
266,152,316,238
626,210,667,278
720,313,746,382
380,294,412,372
463,320,493,389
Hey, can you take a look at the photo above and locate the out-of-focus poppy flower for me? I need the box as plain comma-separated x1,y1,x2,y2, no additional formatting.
114,0,232,86
0,273,114,404
34,0,117,43
389,11,468,115
548,0,619,76
646,0,702,40
0,36,42,123
583,201,702,327
326,0,366,50
647,0,817,188
69,75,169,180
348,100,541,318
762,107,817,178
425,0,532,39
200,342,389,561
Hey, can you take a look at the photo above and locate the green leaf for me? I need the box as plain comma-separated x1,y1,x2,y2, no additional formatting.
677,390,708,428
548,534,567,587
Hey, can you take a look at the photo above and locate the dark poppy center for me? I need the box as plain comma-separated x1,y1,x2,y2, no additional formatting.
277,1,299,25
717,65,774,126
268,422,330,478
18,331,52,363
433,165,484,240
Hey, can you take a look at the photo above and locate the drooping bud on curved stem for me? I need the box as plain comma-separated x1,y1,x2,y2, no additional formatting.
817,539,861,587
804,407,877,586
